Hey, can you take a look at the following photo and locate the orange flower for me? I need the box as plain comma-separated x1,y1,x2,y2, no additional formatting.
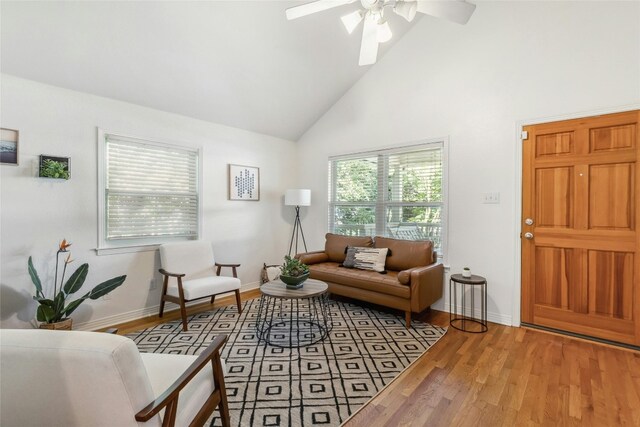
64,253,74,264
59,239,72,252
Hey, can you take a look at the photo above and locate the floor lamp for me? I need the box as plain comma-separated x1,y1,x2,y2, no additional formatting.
285,189,311,256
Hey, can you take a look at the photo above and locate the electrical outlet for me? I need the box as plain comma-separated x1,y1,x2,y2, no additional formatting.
149,279,157,291
482,192,500,204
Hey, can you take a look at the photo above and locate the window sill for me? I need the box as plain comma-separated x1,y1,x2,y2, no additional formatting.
95,244,160,256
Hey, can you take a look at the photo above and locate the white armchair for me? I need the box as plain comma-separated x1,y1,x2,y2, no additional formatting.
0,329,230,427
159,241,242,331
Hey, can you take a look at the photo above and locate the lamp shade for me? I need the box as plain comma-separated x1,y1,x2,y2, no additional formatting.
394,0,417,22
285,189,311,206
377,20,392,43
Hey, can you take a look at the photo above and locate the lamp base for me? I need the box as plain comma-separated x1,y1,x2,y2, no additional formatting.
288,205,308,256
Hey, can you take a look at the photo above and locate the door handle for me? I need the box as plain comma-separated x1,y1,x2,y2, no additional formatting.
525,218,534,226
524,232,534,240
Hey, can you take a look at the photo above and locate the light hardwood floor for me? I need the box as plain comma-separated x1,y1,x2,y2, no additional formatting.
112,292,640,426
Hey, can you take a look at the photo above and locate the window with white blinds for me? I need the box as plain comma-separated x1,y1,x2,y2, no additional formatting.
98,131,200,250
328,141,446,254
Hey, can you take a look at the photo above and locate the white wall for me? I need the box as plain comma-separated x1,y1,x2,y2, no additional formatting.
0,75,297,330
296,1,640,325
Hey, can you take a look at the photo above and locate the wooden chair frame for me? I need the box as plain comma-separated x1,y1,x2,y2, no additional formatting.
159,263,242,331
135,334,230,427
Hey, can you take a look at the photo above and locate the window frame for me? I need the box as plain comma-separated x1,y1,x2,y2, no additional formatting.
328,139,449,259
96,128,203,255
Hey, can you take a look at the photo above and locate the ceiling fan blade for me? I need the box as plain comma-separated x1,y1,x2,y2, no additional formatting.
359,12,379,66
286,0,356,20
416,1,476,25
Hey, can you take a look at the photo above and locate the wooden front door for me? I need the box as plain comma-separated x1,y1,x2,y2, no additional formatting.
521,110,640,346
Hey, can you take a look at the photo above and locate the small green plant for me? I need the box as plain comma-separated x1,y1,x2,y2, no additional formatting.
40,159,69,179
29,239,127,324
280,255,309,277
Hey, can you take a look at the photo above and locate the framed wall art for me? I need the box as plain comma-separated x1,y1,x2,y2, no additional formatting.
0,128,19,165
228,164,259,201
39,155,70,180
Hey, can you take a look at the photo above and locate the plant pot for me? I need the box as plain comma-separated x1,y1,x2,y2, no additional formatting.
279,273,309,289
39,318,73,330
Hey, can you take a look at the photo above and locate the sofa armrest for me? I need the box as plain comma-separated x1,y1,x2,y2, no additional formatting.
406,261,444,313
296,251,330,265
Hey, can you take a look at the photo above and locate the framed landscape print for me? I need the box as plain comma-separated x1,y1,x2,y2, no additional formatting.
1,128,19,165
228,164,259,201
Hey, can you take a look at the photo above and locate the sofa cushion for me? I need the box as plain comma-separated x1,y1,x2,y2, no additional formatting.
374,237,433,271
309,262,410,298
343,247,388,272
324,233,373,263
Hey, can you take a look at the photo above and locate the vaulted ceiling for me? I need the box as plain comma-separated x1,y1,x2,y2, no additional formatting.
1,1,418,141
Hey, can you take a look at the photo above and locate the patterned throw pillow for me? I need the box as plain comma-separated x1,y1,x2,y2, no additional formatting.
343,247,388,273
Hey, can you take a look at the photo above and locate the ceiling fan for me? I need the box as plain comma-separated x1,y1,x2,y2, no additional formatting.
286,0,476,66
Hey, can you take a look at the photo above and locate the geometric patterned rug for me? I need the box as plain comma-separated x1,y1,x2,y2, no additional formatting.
127,298,447,427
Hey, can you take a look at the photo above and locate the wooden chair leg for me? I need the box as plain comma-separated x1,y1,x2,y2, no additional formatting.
218,398,231,427
179,300,189,332
405,311,411,329
177,277,189,332
159,276,169,318
212,354,230,427
235,289,242,314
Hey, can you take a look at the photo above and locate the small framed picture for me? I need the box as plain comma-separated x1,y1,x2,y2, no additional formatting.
228,164,259,201
39,155,70,180
1,128,19,165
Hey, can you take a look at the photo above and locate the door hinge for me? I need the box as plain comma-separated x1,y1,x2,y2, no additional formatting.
521,131,529,140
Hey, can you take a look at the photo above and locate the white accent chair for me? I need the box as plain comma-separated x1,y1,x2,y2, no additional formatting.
0,329,230,427
159,241,242,331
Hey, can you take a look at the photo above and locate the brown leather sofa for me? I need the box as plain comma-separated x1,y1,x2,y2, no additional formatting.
297,233,444,328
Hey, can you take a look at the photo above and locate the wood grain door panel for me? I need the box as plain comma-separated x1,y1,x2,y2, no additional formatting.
522,110,640,346
589,163,635,230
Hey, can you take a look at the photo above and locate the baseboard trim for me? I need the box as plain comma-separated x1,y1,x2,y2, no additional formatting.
521,322,640,352
431,299,512,326
74,281,261,331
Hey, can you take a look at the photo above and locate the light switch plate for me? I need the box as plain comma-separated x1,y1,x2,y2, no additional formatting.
482,192,500,204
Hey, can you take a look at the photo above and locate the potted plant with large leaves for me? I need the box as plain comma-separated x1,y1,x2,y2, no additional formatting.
28,239,127,330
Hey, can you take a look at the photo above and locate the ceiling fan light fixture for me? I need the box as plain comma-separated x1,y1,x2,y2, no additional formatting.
394,0,417,22
376,19,392,43
341,9,364,34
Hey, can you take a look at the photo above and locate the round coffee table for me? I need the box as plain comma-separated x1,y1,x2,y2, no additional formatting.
256,278,332,348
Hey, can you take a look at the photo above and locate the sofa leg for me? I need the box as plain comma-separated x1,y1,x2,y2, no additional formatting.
405,311,411,329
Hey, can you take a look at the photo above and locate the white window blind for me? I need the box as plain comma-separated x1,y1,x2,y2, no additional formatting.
103,133,199,242
328,142,445,254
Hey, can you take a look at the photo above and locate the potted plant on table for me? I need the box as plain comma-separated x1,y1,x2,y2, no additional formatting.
28,239,127,330
279,255,310,289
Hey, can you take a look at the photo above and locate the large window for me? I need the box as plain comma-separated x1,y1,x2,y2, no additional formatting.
98,130,200,253
328,141,446,254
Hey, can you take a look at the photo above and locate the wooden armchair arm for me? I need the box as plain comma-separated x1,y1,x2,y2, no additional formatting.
215,262,240,278
158,268,186,278
135,334,228,424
